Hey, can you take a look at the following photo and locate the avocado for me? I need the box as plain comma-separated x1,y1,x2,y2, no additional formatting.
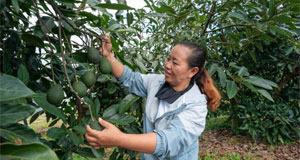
99,57,112,74
87,47,101,64
90,120,103,131
82,71,97,88
72,81,87,97
47,84,64,105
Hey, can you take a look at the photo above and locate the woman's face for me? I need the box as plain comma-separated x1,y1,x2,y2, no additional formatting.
164,45,199,90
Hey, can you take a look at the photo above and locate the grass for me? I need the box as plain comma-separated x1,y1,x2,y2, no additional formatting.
205,115,231,131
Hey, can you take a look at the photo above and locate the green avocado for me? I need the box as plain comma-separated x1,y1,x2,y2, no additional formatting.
87,47,101,64
90,120,103,131
82,71,97,88
47,84,64,105
99,57,112,74
72,81,87,97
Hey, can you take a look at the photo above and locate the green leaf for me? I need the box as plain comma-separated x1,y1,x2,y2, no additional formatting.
97,3,134,10
229,12,249,23
226,80,238,99
17,64,29,85
106,83,117,94
0,142,58,160
159,3,176,15
257,89,274,102
272,14,299,23
237,66,250,77
40,16,56,33
119,94,140,114
240,80,257,93
107,114,136,125
244,76,273,90
62,20,74,32
68,130,83,145
208,63,218,76
97,74,110,83
0,74,35,102
0,123,39,143
32,93,67,122
0,103,35,126
73,126,86,135
73,52,87,63
217,67,226,87
268,25,293,38
21,33,44,48
268,0,275,18
134,59,147,73
12,0,20,13
79,11,99,20
91,148,104,159
46,127,65,140
127,12,134,26
249,50,257,63
102,104,119,119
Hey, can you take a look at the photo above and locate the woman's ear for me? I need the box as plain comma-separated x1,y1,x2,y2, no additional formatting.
189,67,199,78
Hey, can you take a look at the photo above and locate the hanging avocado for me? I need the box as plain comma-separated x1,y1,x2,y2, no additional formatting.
99,57,112,74
47,84,64,105
82,71,97,88
72,81,87,97
90,120,103,131
87,47,101,64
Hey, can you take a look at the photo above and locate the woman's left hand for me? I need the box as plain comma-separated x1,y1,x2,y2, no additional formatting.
85,118,123,149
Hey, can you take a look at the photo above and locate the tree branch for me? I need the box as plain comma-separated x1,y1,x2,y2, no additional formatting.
200,1,216,37
32,0,56,83
58,16,95,121
273,64,299,98
207,24,253,33
47,0,107,42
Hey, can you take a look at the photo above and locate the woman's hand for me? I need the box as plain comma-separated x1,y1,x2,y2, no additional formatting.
99,35,113,58
85,118,123,149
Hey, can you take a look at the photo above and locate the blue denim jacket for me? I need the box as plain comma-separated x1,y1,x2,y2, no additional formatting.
118,66,208,160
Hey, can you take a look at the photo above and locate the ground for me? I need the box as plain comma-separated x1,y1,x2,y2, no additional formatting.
199,129,300,160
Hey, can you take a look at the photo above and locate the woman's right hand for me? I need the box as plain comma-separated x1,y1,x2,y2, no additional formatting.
99,35,112,58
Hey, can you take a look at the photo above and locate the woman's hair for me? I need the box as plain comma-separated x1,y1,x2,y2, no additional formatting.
178,42,221,111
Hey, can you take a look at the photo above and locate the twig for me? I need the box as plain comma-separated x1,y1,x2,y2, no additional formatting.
273,64,299,98
200,2,216,37
58,16,95,122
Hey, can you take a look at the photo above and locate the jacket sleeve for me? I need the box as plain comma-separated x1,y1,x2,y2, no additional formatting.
117,65,147,97
153,102,207,158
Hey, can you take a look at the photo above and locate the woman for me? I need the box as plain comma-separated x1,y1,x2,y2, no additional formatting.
85,35,221,159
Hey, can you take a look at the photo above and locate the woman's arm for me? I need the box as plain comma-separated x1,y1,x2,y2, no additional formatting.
85,118,156,154
100,35,124,78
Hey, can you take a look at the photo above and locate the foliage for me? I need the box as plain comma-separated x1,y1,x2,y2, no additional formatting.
235,102,299,144
0,0,299,159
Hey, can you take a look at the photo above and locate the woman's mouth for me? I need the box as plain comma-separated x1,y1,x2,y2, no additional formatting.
165,71,172,76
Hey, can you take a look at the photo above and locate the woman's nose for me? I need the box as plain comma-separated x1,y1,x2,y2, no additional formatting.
164,61,171,69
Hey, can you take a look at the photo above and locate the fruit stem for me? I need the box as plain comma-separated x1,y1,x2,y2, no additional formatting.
87,104,95,122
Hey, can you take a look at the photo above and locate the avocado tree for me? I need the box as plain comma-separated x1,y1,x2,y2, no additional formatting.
0,0,299,159
1,0,146,159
